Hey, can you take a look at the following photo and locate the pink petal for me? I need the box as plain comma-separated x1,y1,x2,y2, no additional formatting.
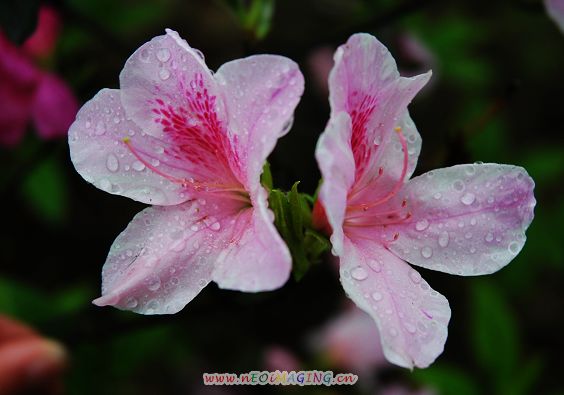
546,0,564,32
214,54,304,192
211,187,291,291
119,29,242,187
328,33,430,198
310,307,386,373
340,238,450,369
263,346,301,372
384,164,536,276
315,112,356,255
69,89,188,205
22,6,61,59
93,195,248,314
31,73,78,140
0,35,40,146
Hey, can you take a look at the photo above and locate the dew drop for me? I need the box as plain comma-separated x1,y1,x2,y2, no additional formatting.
106,154,119,172
390,328,398,337
156,47,171,62
159,68,171,80
371,292,383,301
433,192,442,200
139,48,150,62
409,269,422,284
508,241,520,254
367,259,382,272
147,276,161,291
460,192,476,206
100,178,112,191
351,266,368,281
421,246,433,258
452,180,465,192
132,160,146,171
438,232,449,248
485,232,494,242
95,121,106,136
210,222,221,231
415,219,429,231
125,297,138,309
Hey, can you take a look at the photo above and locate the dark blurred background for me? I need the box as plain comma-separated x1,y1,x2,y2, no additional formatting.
1,0,563,394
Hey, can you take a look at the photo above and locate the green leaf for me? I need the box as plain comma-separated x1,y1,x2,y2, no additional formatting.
501,356,543,395
471,281,520,383
288,182,304,241
413,364,480,395
261,161,273,190
21,157,69,224
244,0,275,39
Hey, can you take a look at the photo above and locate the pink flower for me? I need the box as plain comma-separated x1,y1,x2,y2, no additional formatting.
310,306,386,374
0,6,77,147
69,30,304,314
545,0,564,33
263,345,301,372
313,33,535,368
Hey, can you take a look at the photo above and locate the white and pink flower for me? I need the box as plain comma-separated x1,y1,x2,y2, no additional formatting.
314,33,535,368
69,29,304,314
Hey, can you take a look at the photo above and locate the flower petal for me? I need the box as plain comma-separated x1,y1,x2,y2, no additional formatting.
211,187,291,291
315,112,356,255
340,237,450,368
545,0,564,33
69,89,188,205
386,164,536,275
215,54,304,192
93,195,247,314
0,35,39,146
119,29,242,186
31,73,78,139
329,33,429,201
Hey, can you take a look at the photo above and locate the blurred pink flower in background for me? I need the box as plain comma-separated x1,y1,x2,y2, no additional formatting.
379,385,436,395
0,315,67,395
263,345,301,372
310,306,386,374
0,5,78,147
545,0,564,32
307,46,334,97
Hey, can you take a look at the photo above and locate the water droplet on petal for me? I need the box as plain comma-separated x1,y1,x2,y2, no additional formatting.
452,180,465,192
415,219,429,231
389,328,398,337
351,266,368,281
485,232,494,242
210,222,221,231
433,192,442,200
139,48,150,62
106,154,119,172
438,232,449,247
156,47,171,62
409,269,422,284
367,259,382,272
100,178,112,191
132,160,146,171
460,192,476,205
508,241,520,254
159,68,171,80
125,297,138,309
421,246,433,258
147,276,161,291
95,121,106,135
371,292,383,301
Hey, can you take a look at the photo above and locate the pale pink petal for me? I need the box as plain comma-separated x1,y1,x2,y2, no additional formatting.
31,73,78,139
69,89,188,205
546,0,564,32
385,164,535,276
315,112,356,255
263,346,301,372
93,195,249,314
211,188,291,291
214,54,304,192
119,29,241,187
310,307,386,373
22,6,61,59
340,238,450,369
0,35,40,146
328,33,430,204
